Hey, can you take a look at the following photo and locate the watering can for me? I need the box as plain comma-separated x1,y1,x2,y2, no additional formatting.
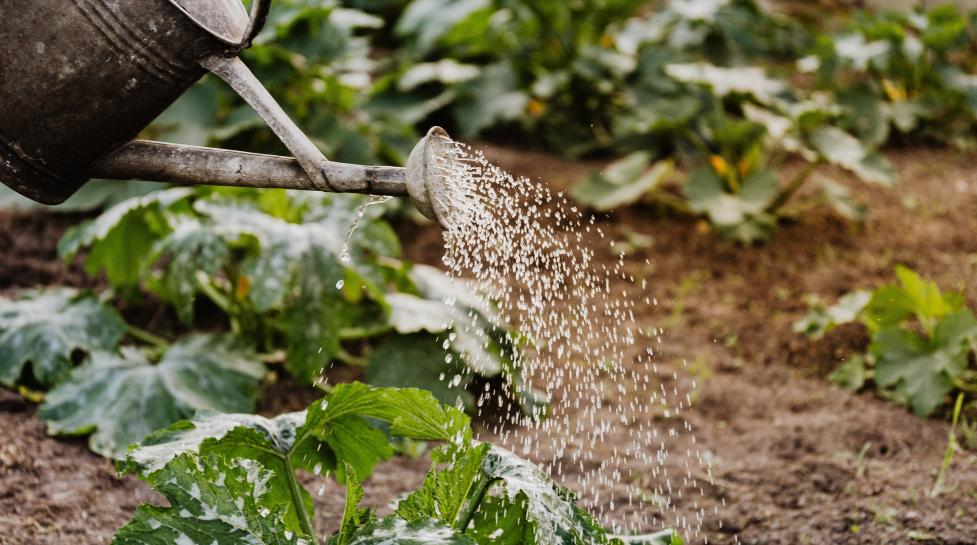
0,0,455,225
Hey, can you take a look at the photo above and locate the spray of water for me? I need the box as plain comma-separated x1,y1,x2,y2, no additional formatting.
425,137,717,541
339,194,394,266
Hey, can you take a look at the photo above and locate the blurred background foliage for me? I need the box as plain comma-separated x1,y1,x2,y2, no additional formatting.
3,0,976,229
149,0,977,241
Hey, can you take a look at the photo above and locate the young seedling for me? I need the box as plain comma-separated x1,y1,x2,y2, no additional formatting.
797,266,977,417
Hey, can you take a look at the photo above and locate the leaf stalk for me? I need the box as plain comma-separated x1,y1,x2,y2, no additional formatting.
456,477,498,532
284,454,320,543
124,324,169,349
931,393,965,497
768,160,821,213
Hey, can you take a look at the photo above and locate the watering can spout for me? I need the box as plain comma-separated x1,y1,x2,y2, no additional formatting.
91,125,457,227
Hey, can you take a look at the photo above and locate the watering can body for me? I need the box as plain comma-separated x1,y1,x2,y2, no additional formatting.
0,0,266,204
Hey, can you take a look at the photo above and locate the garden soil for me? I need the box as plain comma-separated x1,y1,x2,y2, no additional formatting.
1,147,976,545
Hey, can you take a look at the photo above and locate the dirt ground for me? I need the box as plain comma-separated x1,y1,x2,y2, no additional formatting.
1,146,976,545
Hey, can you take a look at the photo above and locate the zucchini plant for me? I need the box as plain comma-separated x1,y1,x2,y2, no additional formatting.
796,266,977,417
0,186,541,458
56,187,536,409
0,288,266,458
111,382,682,545
799,5,977,149
572,61,895,242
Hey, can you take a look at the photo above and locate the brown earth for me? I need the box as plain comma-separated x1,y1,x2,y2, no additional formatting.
1,146,976,545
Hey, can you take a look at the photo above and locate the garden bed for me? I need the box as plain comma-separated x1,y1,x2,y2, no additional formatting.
1,145,976,545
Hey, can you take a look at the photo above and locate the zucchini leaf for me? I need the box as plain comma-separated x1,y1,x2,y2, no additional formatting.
0,288,125,387
112,452,312,545
343,518,476,545
684,168,778,243
571,153,674,212
392,440,681,545
120,383,469,528
366,333,474,409
871,310,977,417
114,388,678,545
58,188,195,289
38,334,264,458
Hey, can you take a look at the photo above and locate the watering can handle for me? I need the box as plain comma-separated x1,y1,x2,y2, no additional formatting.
240,0,273,49
201,54,335,193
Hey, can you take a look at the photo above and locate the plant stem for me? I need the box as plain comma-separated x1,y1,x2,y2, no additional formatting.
196,276,233,315
339,324,394,341
650,189,692,215
456,477,497,532
284,454,319,542
335,348,368,367
768,160,820,213
931,393,964,497
125,324,169,349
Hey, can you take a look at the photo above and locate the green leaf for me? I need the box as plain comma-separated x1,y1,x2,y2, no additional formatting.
684,168,778,242
39,334,264,458
387,273,504,377
572,154,674,211
809,127,895,185
828,355,868,391
0,289,125,387
344,517,477,545
480,445,613,545
307,383,470,443
395,0,490,55
366,334,473,409
148,217,231,323
395,265,547,415
125,382,469,478
893,265,962,320
863,285,916,333
870,311,977,416
333,462,375,545
863,265,964,332
466,494,533,545
664,62,787,102
112,452,311,545
191,197,395,383
123,383,469,530
794,290,872,340
612,530,685,545
453,63,530,139
820,179,868,222
399,60,482,91
396,442,491,525
836,88,890,149
833,33,889,71
58,188,195,289
391,441,670,545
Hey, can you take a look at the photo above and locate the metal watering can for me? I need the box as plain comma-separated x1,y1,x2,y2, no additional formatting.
0,0,455,225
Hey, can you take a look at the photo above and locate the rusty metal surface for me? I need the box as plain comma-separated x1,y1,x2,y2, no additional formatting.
93,140,410,196
0,0,234,203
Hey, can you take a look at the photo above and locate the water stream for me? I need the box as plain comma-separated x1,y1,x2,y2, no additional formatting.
338,194,393,269
419,139,716,540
